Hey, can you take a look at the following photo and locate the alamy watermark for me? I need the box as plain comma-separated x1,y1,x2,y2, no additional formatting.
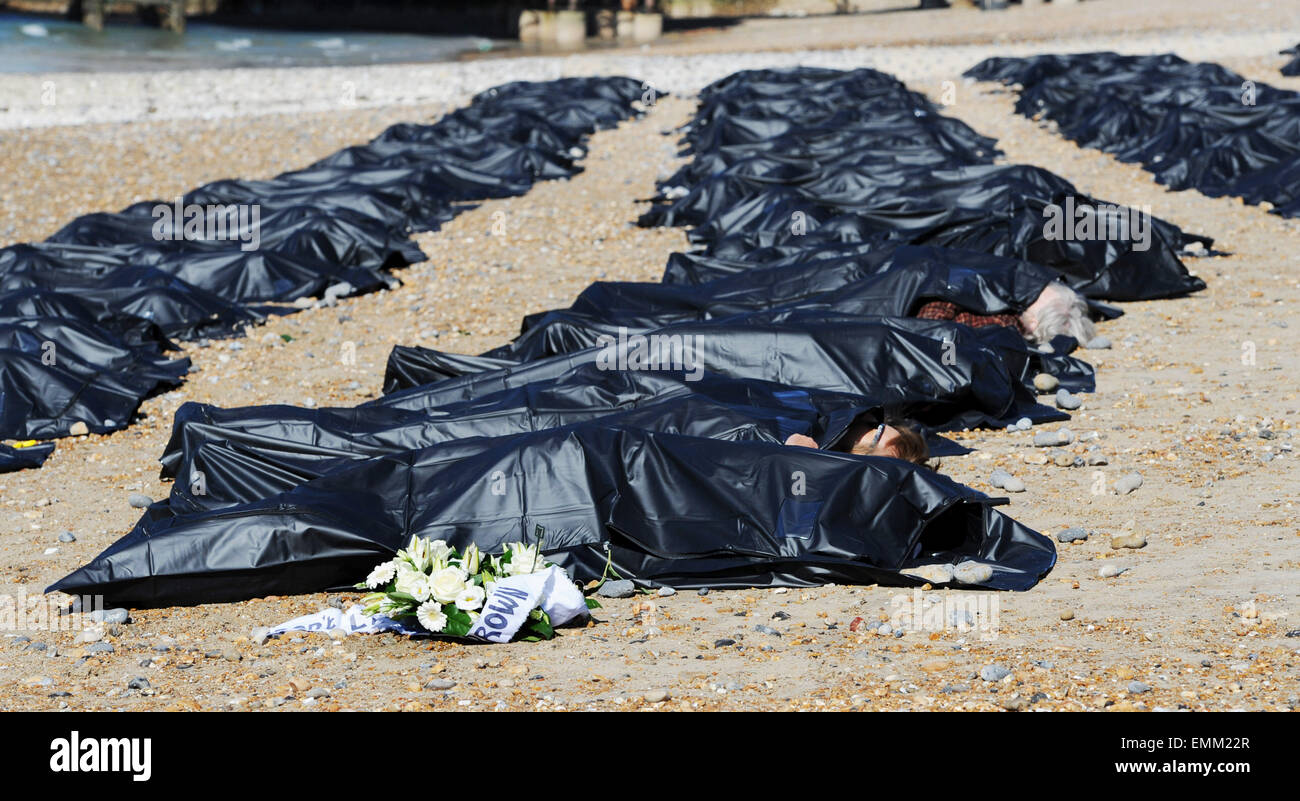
889,588,1000,641
595,327,705,381
0,591,104,632
1043,196,1152,252
151,197,261,252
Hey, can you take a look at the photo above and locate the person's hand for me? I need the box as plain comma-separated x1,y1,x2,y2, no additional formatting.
784,433,819,449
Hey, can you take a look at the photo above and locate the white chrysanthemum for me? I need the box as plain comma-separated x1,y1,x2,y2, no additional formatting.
461,543,483,574
395,571,433,602
504,542,542,576
430,566,469,604
365,560,398,589
454,585,486,611
416,601,447,633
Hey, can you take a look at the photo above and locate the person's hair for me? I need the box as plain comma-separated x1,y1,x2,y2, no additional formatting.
1026,282,1096,345
841,418,930,465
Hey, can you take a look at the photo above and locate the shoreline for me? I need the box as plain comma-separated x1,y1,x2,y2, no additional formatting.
3,22,1298,130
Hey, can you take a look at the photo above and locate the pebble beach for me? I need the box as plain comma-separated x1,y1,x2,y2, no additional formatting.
1,0,1298,712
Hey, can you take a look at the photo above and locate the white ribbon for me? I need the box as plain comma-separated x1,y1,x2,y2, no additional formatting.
468,566,589,643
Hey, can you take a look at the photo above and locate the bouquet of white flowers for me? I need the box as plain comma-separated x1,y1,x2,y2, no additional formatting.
355,536,589,641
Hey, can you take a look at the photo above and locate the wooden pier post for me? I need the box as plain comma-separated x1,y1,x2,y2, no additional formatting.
82,0,105,31
162,0,186,33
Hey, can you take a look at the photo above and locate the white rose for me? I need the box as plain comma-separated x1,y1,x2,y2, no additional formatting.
395,571,432,602
455,585,486,611
429,566,469,604
365,560,397,589
416,601,447,633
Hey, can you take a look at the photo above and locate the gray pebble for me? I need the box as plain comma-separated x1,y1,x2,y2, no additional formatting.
989,468,1025,493
1057,527,1088,543
753,625,781,636
1085,336,1112,349
423,679,456,691
980,664,1012,682
1032,373,1060,392
305,687,331,699
656,586,677,597
58,531,76,543
643,689,670,703
88,608,129,624
596,579,636,599
1113,473,1143,495
697,588,710,596
713,638,736,648
84,643,114,654
1128,681,1152,694
127,493,154,508
1033,428,1073,447
952,561,994,585
127,677,150,690
1055,389,1082,410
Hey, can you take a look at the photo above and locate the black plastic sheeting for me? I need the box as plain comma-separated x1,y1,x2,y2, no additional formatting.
51,66,1222,607
0,77,652,469
461,245,1098,394
967,52,1300,218
53,424,1054,607
1282,44,1300,77
0,441,54,472
50,70,1071,605
641,67,1208,301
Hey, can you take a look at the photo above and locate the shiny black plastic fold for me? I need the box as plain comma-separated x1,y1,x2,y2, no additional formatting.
968,52,1300,217
50,425,1056,607
1,77,654,456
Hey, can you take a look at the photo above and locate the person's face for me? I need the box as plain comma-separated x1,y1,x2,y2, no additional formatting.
858,424,902,458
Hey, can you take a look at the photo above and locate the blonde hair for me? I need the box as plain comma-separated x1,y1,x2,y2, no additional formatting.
842,419,930,466
1026,283,1096,345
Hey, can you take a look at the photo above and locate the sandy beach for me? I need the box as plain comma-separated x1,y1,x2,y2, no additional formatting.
1,0,1297,712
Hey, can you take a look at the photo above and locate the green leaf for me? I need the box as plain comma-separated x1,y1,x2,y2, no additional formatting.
518,610,555,641
442,607,473,637
584,598,602,610
280,334,293,343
